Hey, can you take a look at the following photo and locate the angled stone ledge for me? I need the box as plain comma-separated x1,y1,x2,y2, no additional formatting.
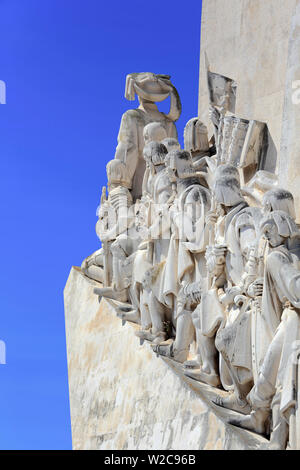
64,267,269,450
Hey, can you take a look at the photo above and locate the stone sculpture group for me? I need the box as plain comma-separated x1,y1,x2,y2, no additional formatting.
81,71,300,450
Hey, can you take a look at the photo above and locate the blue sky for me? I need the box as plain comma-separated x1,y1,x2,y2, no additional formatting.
0,0,202,449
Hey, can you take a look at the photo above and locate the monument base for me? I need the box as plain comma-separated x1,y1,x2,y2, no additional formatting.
64,267,270,450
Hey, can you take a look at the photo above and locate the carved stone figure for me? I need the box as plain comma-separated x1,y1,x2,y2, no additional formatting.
80,70,300,450
230,211,300,449
186,174,260,387
152,150,210,362
212,187,298,414
81,159,132,286
134,140,173,344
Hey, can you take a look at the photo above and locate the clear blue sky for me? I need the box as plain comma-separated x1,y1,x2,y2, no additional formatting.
0,0,202,449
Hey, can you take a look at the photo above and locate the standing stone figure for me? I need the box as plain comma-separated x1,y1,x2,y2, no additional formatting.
152,149,210,362
213,187,297,413
115,72,181,200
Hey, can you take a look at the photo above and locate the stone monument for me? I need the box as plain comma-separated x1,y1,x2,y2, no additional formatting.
64,2,300,450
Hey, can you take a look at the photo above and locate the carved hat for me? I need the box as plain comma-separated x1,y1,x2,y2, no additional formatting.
214,176,244,206
184,118,209,152
161,137,181,153
124,72,182,122
106,159,132,189
125,72,171,102
143,122,167,145
166,149,192,164
165,149,194,176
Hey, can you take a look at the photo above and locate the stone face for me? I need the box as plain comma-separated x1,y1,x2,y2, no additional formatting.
66,8,300,445
64,267,269,450
199,0,300,220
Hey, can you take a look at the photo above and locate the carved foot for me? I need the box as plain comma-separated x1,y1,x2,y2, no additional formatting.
135,329,166,345
213,392,251,415
184,368,221,387
229,409,269,435
117,309,140,325
135,329,153,345
93,287,127,302
152,341,189,363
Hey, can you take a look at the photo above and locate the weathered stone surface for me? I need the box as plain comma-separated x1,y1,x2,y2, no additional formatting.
279,1,300,221
64,4,300,449
199,0,300,220
64,267,269,450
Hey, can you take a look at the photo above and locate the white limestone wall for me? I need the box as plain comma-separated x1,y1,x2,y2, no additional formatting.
199,0,300,220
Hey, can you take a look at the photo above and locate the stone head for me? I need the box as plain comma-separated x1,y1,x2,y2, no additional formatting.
214,164,240,184
124,72,182,122
184,118,209,153
143,141,168,168
125,72,171,103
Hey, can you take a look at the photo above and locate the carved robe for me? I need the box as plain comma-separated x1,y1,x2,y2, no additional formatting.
200,203,259,338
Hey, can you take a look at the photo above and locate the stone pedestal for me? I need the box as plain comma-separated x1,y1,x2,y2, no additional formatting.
64,267,269,450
